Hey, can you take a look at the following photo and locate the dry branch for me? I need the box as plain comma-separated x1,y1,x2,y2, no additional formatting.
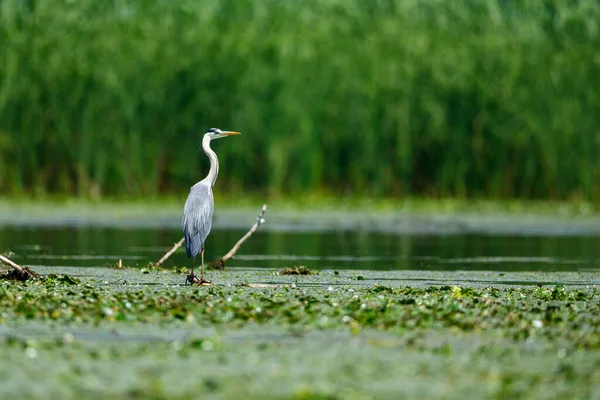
220,204,267,263
155,238,185,267
0,254,24,272
155,204,267,268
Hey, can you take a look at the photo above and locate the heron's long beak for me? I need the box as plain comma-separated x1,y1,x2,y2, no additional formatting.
223,131,241,136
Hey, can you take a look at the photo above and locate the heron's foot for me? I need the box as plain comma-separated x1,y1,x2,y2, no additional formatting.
197,278,212,286
185,272,197,285
185,273,212,286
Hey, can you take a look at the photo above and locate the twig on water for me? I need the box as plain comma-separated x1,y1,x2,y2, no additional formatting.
0,254,38,281
210,204,267,269
0,254,24,272
155,238,185,267
154,204,268,269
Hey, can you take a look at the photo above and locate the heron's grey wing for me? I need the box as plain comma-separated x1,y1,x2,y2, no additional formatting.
182,183,214,258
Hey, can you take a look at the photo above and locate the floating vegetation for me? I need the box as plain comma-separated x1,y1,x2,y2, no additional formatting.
1,272,598,349
1,267,599,398
279,266,319,275
43,274,80,286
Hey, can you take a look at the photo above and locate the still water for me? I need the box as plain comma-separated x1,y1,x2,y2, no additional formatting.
1,225,600,272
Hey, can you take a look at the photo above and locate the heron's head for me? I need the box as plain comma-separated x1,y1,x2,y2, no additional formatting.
205,128,241,140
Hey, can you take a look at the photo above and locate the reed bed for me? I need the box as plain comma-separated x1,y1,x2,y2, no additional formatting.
0,0,598,199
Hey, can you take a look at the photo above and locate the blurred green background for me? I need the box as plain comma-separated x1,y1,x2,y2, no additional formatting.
0,0,599,201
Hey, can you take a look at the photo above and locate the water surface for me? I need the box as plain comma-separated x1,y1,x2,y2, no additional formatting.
2,225,599,272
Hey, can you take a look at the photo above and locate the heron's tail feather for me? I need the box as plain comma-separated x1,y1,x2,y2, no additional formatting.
184,232,203,258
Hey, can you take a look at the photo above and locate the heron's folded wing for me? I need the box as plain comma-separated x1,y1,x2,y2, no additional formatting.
182,184,214,257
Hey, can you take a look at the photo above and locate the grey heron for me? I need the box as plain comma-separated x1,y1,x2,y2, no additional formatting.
182,127,241,285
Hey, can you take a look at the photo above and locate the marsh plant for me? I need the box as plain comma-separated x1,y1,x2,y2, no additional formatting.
1,0,599,199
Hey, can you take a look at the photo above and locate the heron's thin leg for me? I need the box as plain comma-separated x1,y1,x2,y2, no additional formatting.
185,257,196,285
201,246,205,281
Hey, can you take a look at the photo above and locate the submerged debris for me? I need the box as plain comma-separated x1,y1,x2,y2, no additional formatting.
108,259,124,269
207,259,225,270
0,266,40,282
242,282,280,288
0,269,81,284
279,266,319,275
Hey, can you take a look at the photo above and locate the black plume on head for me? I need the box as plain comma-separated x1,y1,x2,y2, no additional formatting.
207,128,219,133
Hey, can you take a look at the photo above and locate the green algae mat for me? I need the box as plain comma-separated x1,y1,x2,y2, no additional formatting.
1,267,599,399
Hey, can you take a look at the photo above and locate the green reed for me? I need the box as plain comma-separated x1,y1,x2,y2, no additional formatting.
0,0,599,199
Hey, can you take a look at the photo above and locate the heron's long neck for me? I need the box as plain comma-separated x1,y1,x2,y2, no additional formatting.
202,136,219,187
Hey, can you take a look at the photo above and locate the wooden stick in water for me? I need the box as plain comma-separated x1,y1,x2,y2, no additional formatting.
220,204,267,263
155,238,185,267
0,254,24,272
